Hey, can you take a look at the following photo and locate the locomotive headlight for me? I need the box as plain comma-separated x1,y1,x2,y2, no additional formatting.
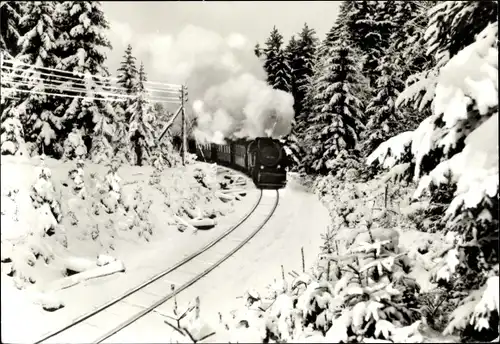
260,165,264,170
277,165,281,169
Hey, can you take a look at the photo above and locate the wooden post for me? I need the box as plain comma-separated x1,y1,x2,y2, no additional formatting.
157,105,182,143
181,85,187,166
301,247,305,273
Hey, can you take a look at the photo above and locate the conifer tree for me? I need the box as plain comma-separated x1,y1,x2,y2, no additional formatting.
425,0,497,68
90,76,116,163
258,26,292,93
1,105,28,156
361,51,405,155
16,1,62,156
286,35,300,111
112,99,130,163
304,30,365,174
398,0,498,118
127,62,156,166
390,1,434,83
118,44,138,94
55,0,113,157
342,1,398,88
293,24,317,118
0,1,24,57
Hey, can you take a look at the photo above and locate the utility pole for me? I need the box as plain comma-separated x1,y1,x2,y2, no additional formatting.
180,85,188,166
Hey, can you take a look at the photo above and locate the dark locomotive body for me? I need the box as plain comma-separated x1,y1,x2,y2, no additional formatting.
186,137,287,189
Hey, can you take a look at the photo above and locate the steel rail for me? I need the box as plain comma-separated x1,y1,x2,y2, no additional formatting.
93,189,279,343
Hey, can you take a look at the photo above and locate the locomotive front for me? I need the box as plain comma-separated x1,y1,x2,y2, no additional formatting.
248,137,287,189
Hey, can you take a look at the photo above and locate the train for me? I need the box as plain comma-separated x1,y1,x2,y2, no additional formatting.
185,137,288,189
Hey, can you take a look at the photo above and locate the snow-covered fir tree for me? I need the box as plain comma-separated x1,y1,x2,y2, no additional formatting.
286,36,300,111
257,26,292,93
280,25,317,170
290,23,317,121
127,62,156,166
361,51,405,156
398,1,498,115
62,125,87,161
0,1,24,57
390,1,434,82
116,44,138,96
15,1,62,157
304,30,365,174
425,0,498,69
54,0,113,156
90,100,115,163
0,105,28,156
363,0,435,151
342,0,399,89
116,44,138,122
368,21,499,341
111,99,130,163
30,154,63,236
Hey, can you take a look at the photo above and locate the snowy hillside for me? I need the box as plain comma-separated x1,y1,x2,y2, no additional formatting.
0,155,256,342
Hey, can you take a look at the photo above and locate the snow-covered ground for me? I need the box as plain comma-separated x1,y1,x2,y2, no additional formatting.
96,176,331,343
1,155,259,343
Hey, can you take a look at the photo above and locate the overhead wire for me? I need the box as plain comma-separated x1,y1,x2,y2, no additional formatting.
1,88,183,104
2,58,183,90
1,59,184,104
1,65,183,95
3,79,183,103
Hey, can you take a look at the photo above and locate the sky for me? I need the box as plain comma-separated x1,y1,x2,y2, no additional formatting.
102,1,341,82
101,1,341,141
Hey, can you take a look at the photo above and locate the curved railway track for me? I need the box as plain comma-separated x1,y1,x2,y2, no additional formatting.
35,188,280,344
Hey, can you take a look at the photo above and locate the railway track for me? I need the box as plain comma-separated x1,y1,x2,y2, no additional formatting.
35,188,280,344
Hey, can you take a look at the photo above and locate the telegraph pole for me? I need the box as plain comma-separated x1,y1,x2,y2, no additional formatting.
180,85,188,166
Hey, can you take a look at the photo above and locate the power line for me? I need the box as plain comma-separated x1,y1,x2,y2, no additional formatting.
3,78,182,103
2,58,183,90
2,66,183,95
1,88,183,104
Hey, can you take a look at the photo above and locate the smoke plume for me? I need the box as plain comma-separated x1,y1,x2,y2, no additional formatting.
134,25,295,143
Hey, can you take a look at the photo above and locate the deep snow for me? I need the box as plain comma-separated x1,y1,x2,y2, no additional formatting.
1,155,257,343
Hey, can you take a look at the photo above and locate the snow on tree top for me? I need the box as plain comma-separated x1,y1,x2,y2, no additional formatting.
366,130,413,168
435,22,498,128
414,113,498,214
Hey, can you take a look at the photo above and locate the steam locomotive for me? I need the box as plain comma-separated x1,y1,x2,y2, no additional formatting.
186,137,287,189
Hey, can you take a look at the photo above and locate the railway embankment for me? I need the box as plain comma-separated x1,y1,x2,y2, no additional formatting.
1,155,256,343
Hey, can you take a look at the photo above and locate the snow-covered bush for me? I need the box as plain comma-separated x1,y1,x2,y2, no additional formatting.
367,22,499,340
323,149,374,182
30,155,63,236
68,159,86,199
223,227,423,343
62,128,87,161
90,102,115,164
1,106,28,156
99,160,122,214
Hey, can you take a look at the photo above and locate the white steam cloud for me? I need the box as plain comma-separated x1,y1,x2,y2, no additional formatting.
131,24,295,143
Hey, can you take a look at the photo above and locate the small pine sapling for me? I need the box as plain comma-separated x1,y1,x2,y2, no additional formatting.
68,159,86,199
1,106,28,156
100,160,123,214
62,127,87,161
162,292,215,344
324,225,423,343
30,155,63,236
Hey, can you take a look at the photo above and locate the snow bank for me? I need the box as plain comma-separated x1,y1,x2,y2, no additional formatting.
0,156,252,312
